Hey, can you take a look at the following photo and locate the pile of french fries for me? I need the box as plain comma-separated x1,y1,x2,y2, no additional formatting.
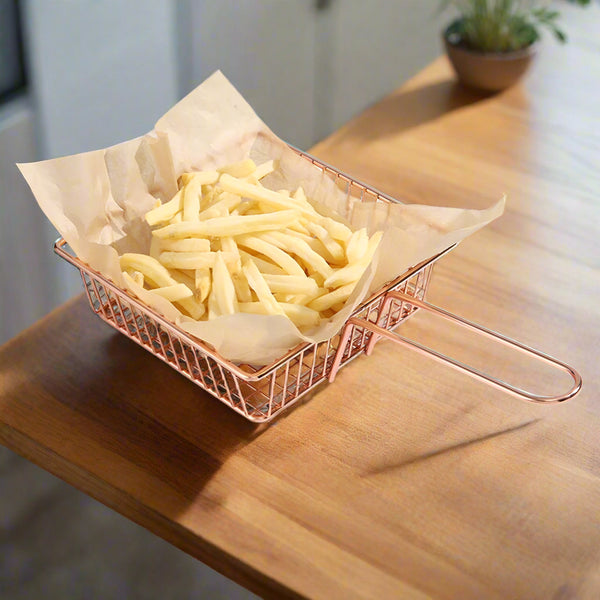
119,158,382,330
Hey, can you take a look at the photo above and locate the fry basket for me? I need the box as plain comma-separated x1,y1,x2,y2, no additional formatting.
54,149,582,422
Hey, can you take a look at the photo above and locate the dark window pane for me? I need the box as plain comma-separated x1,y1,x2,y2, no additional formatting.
0,0,27,100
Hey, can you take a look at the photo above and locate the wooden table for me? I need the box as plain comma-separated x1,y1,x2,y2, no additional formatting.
2,8,599,599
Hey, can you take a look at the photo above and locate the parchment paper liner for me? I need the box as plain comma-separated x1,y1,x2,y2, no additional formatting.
18,71,504,365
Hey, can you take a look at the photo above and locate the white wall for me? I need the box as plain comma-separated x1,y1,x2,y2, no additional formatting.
182,0,319,149
182,0,443,148
0,98,54,343
23,0,179,158
323,0,444,133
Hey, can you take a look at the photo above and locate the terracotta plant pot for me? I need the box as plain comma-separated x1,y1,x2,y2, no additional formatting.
443,31,536,92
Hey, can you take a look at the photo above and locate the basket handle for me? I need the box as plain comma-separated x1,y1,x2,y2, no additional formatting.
329,291,581,403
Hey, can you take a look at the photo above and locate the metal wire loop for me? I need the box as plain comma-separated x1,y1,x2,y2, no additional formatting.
335,291,582,403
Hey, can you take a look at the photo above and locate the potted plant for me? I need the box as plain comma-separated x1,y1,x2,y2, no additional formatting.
440,0,591,92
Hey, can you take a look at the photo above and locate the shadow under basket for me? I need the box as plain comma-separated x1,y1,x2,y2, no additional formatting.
54,150,581,423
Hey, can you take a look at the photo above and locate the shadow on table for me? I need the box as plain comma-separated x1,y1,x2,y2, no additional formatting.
332,78,493,143
363,417,541,475
95,331,267,499
0,297,270,518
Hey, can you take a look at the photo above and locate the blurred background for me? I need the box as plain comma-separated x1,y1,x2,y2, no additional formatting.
0,0,444,597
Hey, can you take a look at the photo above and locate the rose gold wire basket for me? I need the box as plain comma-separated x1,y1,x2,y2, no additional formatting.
54,149,582,423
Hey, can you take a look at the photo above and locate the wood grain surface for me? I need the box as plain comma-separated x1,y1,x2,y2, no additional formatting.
2,6,599,599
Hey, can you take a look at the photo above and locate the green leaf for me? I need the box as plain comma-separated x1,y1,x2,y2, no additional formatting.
553,27,567,43
441,0,588,51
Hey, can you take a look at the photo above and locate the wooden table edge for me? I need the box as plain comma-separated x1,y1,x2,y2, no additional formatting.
0,419,305,600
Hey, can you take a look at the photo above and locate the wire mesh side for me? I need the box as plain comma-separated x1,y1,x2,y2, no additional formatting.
227,267,436,420
76,255,435,422
323,262,433,375
291,148,406,220
240,261,436,420
80,270,254,418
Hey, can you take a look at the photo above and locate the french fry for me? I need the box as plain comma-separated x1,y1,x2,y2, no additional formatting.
207,288,221,320
217,158,256,178
323,262,368,288
121,258,205,320
292,185,308,204
170,268,195,289
324,231,382,288
232,272,253,303
284,228,322,248
245,159,275,182
148,236,162,261
309,272,326,288
123,157,385,335
307,282,356,312
242,258,284,316
259,231,334,280
181,171,220,221
290,186,318,213
346,228,369,263
131,270,144,287
180,170,219,186
159,238,211,253
145,189,183,226
219,174,317,217
148,283,194,302
262,274,319,295
282,294,306,304
158,250,237,270
195,267,211,302
200,185,217,210
177,296,206,320
285,228,341,265
232,202,252,216
238,250,286,275
122,271,142,290
210,251,238,316
318,216,353,244
286,219,311,235
198,192,241,220
152,209,301,239
304,220,346,263
279,303,321,327
182,174,203,222
236,236,306,276
120,253,177,288
288,285,326,305
219,236,241,273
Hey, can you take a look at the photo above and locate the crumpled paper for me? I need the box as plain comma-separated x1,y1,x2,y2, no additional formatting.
18,71,504,365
